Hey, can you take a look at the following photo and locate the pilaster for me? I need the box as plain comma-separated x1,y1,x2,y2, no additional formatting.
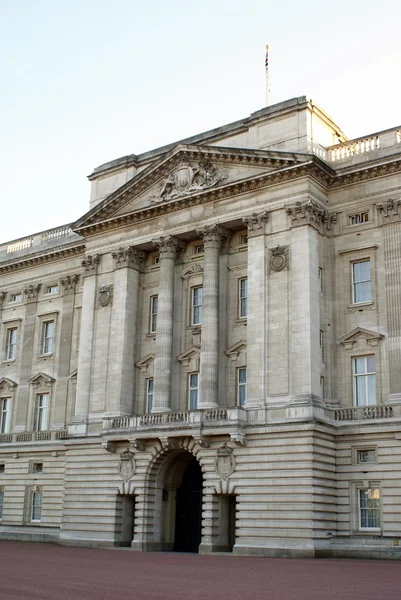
152,236,184,413
105,247,145,416
242,212,268,408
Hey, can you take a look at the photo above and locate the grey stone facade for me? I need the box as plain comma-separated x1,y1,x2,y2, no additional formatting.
1,96,401,557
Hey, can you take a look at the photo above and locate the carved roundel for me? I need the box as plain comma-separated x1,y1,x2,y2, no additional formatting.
99,284,113,307
269,245,289,273
214,444,236,480
271,254,286,272
118,450,136,481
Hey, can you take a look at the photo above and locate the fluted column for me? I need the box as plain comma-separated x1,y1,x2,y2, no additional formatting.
152,236,184,413
70,254,100,435
197,224,228,409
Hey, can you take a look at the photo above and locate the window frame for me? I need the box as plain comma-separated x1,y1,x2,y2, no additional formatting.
0,487,4,521
351,259,372,305
188,372,199,410
145,378,154,414
41,320,55,355
34,393,50,432
0,398,11,434
237,367,247,407
30,489,42,522
191,286,203,326
45,284,59,295
238,277,248,319
358,487,381,531
149,295,158,334
5,327,17,361
9,292,22,303
352,355,376,407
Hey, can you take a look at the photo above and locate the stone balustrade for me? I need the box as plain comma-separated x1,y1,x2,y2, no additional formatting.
1,224,83,263
325,126,401,166
334,405,394,421
0,430,68,444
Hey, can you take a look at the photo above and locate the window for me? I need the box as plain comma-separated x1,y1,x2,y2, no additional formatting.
5,328,17,360
0,399,11,434
32,463,43,474
149,296,158,333
31,489,42,522
0,464,4,474
358,449,376,464
188,373,199,410
9,293,22,303
35,394,49,431
353,356,376,406
318,267,323,293
320,376,325,399
41,321,54,355
193,243,204,255
45,285,58,295
352,260,371,303
349,212,369,226
359,488,380,529
152,254,160,265
238,278,247,318
319,330,324,362
239,233,248,246
191,287,203,325
237,367,247,407
146,379,154,413
0,488,3,520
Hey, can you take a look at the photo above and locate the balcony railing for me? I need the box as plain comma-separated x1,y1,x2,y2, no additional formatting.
334,405,393,421
0,430,68,444
0,224,83,263
324,126,401,167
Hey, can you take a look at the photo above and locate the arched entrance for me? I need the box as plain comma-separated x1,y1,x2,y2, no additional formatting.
161,452,203,553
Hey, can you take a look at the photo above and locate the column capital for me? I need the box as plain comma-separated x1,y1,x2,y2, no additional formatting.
152,235,185,257
285,200,336,232
60,274,79,295
196,224,229,246
242,211,269,236
112,246,146,270
82,254,100,277
23,283,41,303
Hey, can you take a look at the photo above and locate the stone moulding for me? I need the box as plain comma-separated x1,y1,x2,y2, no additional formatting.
0,245,85,275
214,443,236,480
82,254,100,276
338,326,384,349
111,246,146,269
285,199,337,232
23,283,41,302
376,197,401,222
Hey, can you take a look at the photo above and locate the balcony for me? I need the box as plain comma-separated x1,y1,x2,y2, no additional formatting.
334,405,395,422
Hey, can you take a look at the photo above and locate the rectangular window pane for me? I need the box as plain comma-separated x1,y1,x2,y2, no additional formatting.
359,489,380,529
150,296,158,333
0,399,11,434
146,379,154,413
31,491,42,521
42,321,54,354
189,373,199,410
6,328,17,360
238,368,246,407
0,490,3,520
353,356,376,407
192,287,203,325
352,260,371,303
239,278,248,318
36,395,49,431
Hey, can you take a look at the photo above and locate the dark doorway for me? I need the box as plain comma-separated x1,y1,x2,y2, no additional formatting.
116,495,135,546
174,458,203,552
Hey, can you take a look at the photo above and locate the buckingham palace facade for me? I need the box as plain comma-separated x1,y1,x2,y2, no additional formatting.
1,96,401,558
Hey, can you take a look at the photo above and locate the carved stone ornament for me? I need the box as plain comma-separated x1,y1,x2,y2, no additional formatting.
269,245,289,272
181,263,203,278
60,274,79,295
214,443,236,480
376,198,401,222
242,211,269,236
0,291,6,307
112,246,146,270
152,235,185,257
82,254,100,276
118,450,136,481
23,284,41,302
151,158,227,203
285,200,337,232
98,284,113,307
197,223,229,246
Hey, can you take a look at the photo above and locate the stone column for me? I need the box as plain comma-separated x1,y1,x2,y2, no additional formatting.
106,247,145,416
70,254,100,435
242,212,269,408
196,224,228,409
53,275,79,429
152,236,184,413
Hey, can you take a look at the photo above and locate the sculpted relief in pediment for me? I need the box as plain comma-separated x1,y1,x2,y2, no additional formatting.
150,158,227,203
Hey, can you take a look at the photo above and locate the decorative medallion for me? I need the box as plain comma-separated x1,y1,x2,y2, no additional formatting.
98,284,113,307
118,450,136,481
151,158,226,203
214,443,236,480
269,245,289,272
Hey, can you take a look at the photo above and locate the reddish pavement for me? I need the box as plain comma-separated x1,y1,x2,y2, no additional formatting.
0,542,400,600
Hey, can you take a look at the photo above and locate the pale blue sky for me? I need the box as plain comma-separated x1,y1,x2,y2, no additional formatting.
1,0,400,243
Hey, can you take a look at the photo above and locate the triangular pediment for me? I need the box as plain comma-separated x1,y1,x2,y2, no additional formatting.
225,340,247,361
0,377,17,394
136,354,154,373
74,145,309,234
29,372,55,388
177,346,200,363
338,327,384,348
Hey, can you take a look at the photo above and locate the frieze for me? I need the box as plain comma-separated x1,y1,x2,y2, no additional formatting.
112,246,146,270
23,284,41,302
214,443,236,480
376,198,401,223
0,245,85,276
60,274,79,295
82,254,100,276
98,284,113,307
269,245,289,272
285,200,336,232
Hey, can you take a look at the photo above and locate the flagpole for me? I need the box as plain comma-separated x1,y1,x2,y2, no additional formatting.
265,44,270,106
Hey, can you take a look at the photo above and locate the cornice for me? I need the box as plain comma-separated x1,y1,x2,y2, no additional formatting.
0,244,85,275
76,154,401,239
